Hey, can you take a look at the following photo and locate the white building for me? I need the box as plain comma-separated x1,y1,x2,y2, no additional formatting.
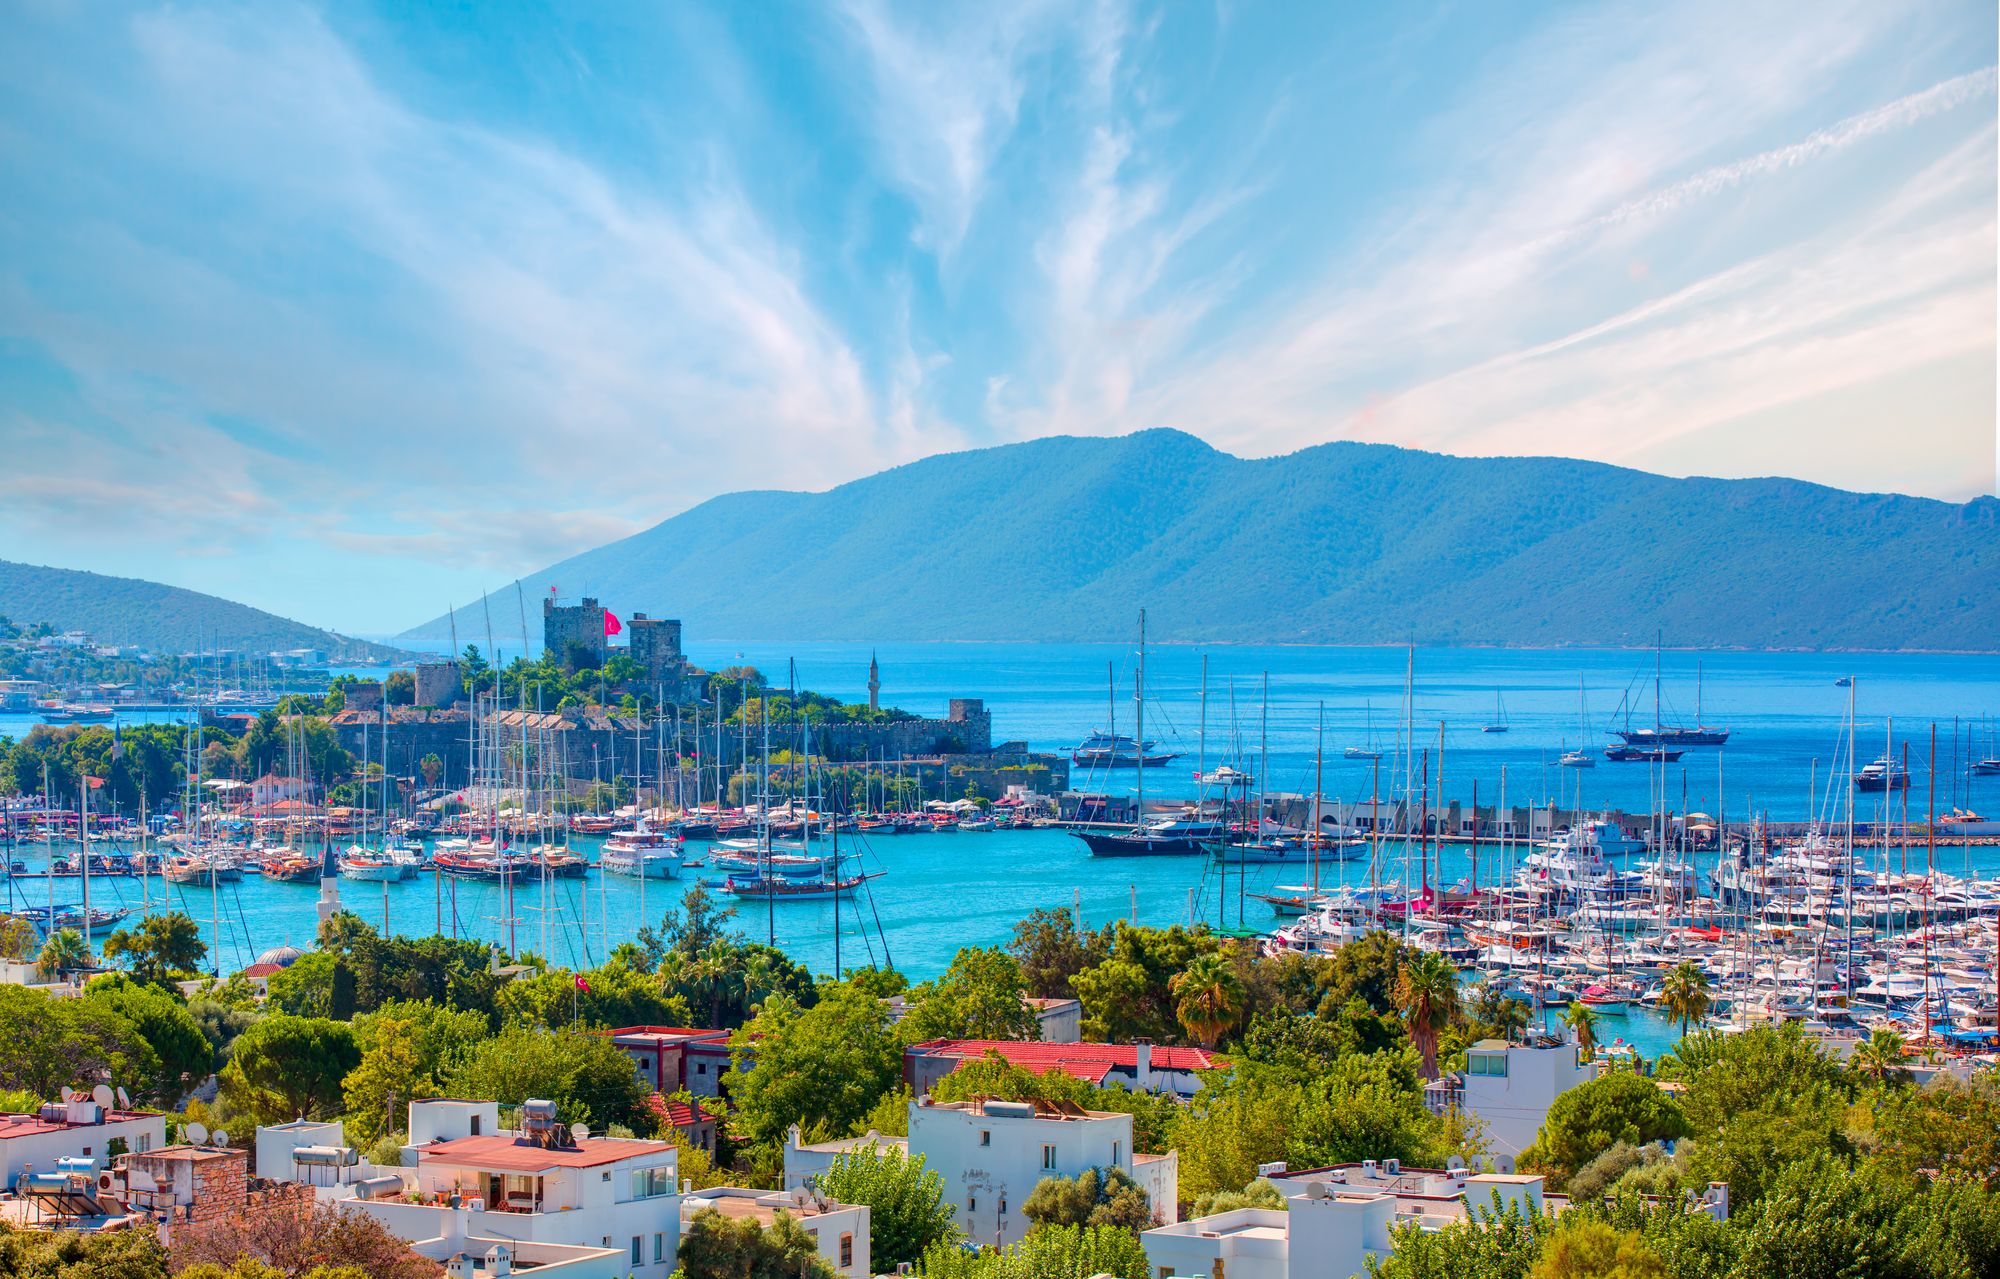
1422,1038,1597,1170
904,1096,1177,1248
1144,1160,1729,1279
682,1186,871,1279
782,1127,908,1192
259,1100,682,1279
0,1095,165,1183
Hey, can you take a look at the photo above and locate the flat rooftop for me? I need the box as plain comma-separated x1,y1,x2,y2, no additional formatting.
419,1135,674,1172
686,1191,846,1224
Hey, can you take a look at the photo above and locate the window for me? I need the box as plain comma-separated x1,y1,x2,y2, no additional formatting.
654,1232,666,1263
697,1063,708,1075
1467,1052,1508,1078
1041,1144,1057,1170
1112,1141,1121,1166
631,1167,674,1199
137,1134,152,1153
840,1234,853,1268
631,1237,644,1266
968,1195,977,1213
980,1130,991,1147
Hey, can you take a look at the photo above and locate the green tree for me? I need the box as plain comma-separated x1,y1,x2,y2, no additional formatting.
918,1224,1150,1279
1561,1003,1601,1062
1848,1027,1912,1088
1662,1023,1853,1208
678,1206,838,1279
0,1222,172,1278
444,1026,648,1132
726,983,903,1148
1657,961,1710,1038
167,1190,439,1279
341,1014,431,1147
1021,1165,1156,1232
1008,908,1090,1000
817,1141,959,1268
1396,950,1460,1079
419,753,443,788
0,984,142,1098
1526,1219,1666,1279
1873,1072,2000,1189
901,947,1038,1042
103,912,208,987
35,927,89,980
1069,922,1221,1044
218,1015,359,1124
1520,1073,1690,1188
383,671,415,706
1170,950,1247,1049
79,974,210,1105
0,917,39,962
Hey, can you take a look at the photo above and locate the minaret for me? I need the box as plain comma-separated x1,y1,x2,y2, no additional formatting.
867,651,880,712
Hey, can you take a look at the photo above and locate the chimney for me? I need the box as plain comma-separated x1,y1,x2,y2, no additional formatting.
1133,1041,1153,1089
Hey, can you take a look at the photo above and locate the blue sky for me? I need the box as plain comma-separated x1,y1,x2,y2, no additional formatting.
1,1,1994,634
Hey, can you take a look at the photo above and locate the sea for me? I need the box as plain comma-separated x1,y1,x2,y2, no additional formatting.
7,642,1999,1059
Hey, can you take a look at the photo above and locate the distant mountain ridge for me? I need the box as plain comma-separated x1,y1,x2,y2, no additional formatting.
1,560,407,662
397,430,1999,652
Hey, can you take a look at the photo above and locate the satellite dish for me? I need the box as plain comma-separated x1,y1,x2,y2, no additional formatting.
1305,1181,1328,1200
114,1087,130,1109
59,1087,75,1102
570,1123,590,1142
187,1122,210,1146
92,1085,114,1108
213,1130,230,1148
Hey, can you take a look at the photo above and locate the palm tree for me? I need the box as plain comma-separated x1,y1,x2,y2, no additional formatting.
1170,951,1246,1048
1660,960,1711,1037
36,928,89,980
1562,1001,1601,1061
1397,950,1461,1079
1850,1027,1912,1087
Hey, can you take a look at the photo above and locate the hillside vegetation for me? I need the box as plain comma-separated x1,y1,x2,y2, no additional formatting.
394,430,1999,650
0,560,406,661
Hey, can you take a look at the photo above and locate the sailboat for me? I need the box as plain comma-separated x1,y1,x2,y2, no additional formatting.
1614,638,1729,747
1559,676,1595,767
1344,700,1383,760
1482,691,1509,734
1074,610,1224,857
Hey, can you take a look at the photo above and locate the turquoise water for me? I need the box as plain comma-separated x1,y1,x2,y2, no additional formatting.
8,642,2000,1059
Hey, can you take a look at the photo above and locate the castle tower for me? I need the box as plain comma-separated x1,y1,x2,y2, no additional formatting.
868,652,880,712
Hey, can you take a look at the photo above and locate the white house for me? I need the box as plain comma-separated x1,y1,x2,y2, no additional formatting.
1145,1160,1729,1279
682,1186,871,1279
0,1095,165,1184
259,1100,683,1279
1146,1163,1546,1279
782,1127,909,1192
1422,1037,1597,1169
905,1096,1177,1248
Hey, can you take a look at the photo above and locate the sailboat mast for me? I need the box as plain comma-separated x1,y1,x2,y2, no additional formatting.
1134,610,1146,837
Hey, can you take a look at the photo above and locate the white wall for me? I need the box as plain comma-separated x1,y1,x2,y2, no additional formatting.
909,1100,1136,1248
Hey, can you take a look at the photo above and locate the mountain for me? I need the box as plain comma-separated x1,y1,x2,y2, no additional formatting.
397,431,2000,651
0,560,408,662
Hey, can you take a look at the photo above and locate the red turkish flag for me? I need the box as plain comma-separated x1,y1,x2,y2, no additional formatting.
603,610,622,637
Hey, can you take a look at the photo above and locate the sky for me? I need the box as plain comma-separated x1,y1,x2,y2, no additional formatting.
1,1,1995,635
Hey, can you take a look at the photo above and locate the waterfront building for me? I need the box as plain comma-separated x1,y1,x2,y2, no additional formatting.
902,1038,1218,1101
1420,1036,1597,1170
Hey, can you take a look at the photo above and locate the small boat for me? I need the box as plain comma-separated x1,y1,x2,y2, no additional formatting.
337,846,405,882
1603,744,1684,763
262,853,324,883
530,848,589,878
568,814,620,835
1483,691,1509,733
1972,759,2000,777
1558,749,1595,769
1835,676,1853,687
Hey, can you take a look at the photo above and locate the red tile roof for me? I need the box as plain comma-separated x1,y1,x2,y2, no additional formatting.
908,1039,1221,1074
646,1095,710,1129
241,963,285,979
418,1134,674,1172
